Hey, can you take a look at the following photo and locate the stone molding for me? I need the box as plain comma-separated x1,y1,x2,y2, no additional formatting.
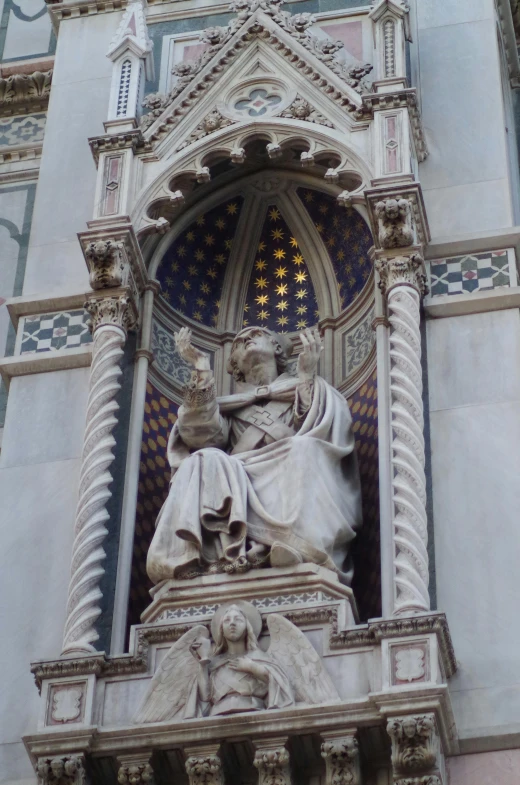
356,89,427,162
88,129,152,165
0,346,92,391
0,70,52,117
321,734,360,785
36,754,87,785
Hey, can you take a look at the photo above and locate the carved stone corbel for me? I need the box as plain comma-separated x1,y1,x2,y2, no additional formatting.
387,714,443,785
184,747,224,785
253,739,292,785
36,754,87,785
117,752,155,784
321,733,360,785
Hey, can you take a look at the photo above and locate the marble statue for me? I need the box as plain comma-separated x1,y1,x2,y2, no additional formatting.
135,601,339,722
146,325,362,582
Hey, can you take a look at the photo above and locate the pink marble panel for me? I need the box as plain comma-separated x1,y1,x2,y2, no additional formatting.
448,750,520,785
320,21,363,62
182,42,208,62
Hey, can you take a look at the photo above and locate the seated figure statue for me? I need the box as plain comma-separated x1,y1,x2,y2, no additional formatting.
146,325,362,583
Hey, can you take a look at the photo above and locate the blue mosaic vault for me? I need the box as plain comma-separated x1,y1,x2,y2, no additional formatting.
156,196,245,326
241,205,319,333
296,187,373,311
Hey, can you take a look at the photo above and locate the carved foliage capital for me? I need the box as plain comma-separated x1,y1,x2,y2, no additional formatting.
376,253,427,298
118,762,154,785
321,735,359,785
84,293,138,335
387,714,439,775
36,754,86,785
185,754,224,785
254,746,291,785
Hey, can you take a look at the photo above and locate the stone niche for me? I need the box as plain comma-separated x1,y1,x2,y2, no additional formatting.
28,565,456,784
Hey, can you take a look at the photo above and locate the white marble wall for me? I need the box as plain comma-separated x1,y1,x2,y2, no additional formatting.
427,308,520,741
0,367,89,783
416,0,515,238
22,12,120,296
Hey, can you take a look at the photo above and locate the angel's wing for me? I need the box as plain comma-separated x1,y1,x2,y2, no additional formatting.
266,614,339,705
134,625,209,723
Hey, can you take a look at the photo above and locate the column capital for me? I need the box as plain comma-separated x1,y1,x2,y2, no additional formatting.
84,288,138,335
117,752,155,785
374,249,428,298
321,733,360,785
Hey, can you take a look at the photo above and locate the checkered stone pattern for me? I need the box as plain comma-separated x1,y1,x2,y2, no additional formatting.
428,250,511,297
0,113,46,147
20,310,92,354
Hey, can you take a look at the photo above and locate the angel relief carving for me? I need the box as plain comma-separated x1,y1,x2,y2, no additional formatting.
135,601,339,723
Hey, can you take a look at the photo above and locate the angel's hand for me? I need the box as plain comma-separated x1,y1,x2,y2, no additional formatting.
189,636,212,663
296,327,322,383
229,657,267,680
175,327,211,371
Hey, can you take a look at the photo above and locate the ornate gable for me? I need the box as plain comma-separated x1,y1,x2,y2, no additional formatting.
138,0,373,154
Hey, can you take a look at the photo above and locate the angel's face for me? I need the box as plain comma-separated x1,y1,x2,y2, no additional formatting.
221,607,247,642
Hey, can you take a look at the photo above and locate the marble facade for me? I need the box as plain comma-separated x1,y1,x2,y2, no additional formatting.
0,0,520,783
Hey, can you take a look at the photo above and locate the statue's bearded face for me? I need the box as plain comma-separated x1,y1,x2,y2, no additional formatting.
221,607,247,642
230,327,276,373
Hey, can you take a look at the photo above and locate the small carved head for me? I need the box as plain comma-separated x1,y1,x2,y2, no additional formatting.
227,326,292,382
213,605,259,654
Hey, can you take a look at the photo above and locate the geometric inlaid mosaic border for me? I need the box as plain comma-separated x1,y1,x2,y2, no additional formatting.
19,310,92,354
427,249,515,297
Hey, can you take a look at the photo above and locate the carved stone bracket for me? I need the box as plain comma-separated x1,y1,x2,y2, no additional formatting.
387,714,444,785
253,740,292,785
185,748,224,785
36,754,87,785
0,69,53,116
365,183,430,249
321,733,360,785
117,752,155,785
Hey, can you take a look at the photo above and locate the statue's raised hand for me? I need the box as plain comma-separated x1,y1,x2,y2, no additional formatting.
175,327,211,372
297,327,323,382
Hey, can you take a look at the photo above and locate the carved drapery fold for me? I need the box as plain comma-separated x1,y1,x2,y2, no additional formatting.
376,251,429,616
321,735,360,785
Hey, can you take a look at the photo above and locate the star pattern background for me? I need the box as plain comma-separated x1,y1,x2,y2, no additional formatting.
297,187,373,311
241,204,319,333
128,373,381,631
156,197,244,327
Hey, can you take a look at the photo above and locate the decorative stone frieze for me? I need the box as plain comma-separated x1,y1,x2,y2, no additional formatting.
253,741,292,785
321,734,360,785
0,70,53,116
36,754,87,785
185,750,224,785
387,714,443,785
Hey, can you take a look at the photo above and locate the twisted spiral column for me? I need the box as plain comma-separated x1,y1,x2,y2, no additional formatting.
376,253,429,616
62,293,137,655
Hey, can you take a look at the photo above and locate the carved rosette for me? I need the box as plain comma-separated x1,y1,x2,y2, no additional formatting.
36,754,87,785
254,746,292,785
376,253,430,615
387,714,442,784
185,754,224,785
321,735,359,785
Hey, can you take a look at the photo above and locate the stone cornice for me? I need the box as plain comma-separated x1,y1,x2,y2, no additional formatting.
356,88,428,162
0,69,52,117
88,129,152,166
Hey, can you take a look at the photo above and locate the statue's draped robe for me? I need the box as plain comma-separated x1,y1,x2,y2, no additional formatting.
147,374,362,583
